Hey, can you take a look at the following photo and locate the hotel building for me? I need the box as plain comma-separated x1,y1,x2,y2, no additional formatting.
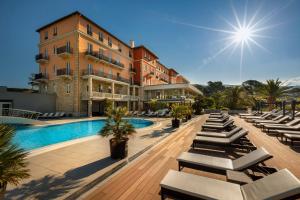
31,11,202,117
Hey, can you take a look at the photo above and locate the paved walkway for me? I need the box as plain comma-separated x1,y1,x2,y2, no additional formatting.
5,117,175,200
83,115,300,200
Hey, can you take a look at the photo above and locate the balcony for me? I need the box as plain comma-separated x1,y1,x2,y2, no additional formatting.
82,91,130,101
98,54,124,69
148,71,155,77
35,54,49,64
129,67,136,74
56,68,72,79
85,51,100,62
57,46,73,58
29,73,48,84
82,70,130,84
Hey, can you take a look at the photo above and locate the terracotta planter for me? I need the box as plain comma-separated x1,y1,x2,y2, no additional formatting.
172,119,180,128
109,138,128,159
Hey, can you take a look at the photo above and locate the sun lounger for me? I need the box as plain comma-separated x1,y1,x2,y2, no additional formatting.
283,133,300,146
132,111,138,116
39,113,49,119
193,129,248,149
197,126,242,138
206,115,229,123
160,169,300,200
201,119,234,131
245,113,272,122
254,115,289,127
263,119,300,133
158,110,167,117
145,111,154,117
177,147,272,174
239,111,259,118
137,111,145,117
47,113,54,119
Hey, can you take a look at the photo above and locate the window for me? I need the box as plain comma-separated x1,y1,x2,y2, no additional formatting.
99,32,103,42
53,84,56,93
108,37,112,47
66,62,70,75
53,45,56,54
116,56,120,63
44,48,48,57
66,84,71,94
87,24,92,36
144,65,148,71
129,51,132,58
87,43,93,53
88,64,93,75
53,27,57,36
44,31,48,40
53,65,56,76
99,48,104,56
108,52,112,62
66,41,71,51
118,43,122,52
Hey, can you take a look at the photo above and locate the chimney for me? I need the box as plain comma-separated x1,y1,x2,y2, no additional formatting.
129,40,135,48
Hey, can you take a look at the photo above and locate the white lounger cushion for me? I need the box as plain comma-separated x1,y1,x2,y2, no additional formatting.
194,129,248,144
197,127,242,138
160,170,243,200
177,152,233,170
177,147,270,171
241,169,300,200
161,169,300,200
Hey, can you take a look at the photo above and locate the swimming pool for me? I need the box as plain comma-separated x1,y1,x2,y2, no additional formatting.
12,118,153,151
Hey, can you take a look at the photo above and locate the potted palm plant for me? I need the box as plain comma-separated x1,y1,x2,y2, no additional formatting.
171,104,183,128
0,125,30,200
99,107,136,159
186,105,193,120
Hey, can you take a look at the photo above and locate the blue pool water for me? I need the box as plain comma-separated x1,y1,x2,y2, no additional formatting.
12,118,153,151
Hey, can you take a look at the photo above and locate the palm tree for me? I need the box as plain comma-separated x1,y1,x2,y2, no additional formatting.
100,107,136,159
260,79,288,110
0,125,30,200
223,86,253,110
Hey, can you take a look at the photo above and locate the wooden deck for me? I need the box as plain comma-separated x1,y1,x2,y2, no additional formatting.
84,115,300,200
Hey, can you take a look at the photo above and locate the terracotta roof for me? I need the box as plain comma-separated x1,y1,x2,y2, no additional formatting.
133,45,159,59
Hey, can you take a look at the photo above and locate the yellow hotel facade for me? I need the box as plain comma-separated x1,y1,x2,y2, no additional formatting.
32,11,202,117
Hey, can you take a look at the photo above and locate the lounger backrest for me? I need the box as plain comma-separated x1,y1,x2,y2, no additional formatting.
224,119,234,126
54,112,60,117
225,127,243,137
262,113,271,119
48,113,54,117
287,118,300,126
232,147,272,170
229,129,248,143
276,115,289,123
260,113,269,118
242,169,300,200
273,115,283,121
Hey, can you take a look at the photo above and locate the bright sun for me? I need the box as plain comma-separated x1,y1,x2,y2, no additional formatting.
233,27,252,43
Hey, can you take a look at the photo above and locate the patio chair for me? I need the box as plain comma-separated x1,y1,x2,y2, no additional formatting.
201,119,235,131
177,147,272,174
196,126,242,138
192,129,248,149
160,169,300,200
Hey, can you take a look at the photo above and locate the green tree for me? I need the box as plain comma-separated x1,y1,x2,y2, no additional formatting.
223,86,253,109
206,81,225,95
242,80,264,95
259,79,288,110
0,125,30,200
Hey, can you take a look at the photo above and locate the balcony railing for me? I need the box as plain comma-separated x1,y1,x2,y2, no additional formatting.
57,46,73,57
98,54,124,68
35,53,49,63
56,68,72,76
85,51,100,61
82,70,130,84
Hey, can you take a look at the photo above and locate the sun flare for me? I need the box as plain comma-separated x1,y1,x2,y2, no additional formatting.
233,27,252,43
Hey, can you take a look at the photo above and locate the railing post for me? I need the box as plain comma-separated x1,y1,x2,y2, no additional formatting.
291,100,296,120
282,101,286,116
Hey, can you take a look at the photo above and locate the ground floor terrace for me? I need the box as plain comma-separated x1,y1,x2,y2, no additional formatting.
83,115,300,200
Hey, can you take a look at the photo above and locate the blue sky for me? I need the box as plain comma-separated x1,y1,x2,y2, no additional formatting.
0,0,299,87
